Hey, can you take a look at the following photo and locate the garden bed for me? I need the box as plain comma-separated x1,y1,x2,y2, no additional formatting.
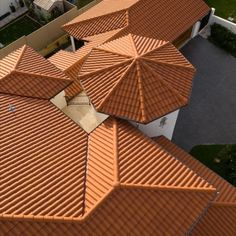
0,14,41,47
190,144,236,186
209,23,236,58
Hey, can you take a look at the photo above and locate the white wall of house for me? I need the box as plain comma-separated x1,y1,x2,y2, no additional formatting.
50,90,67,109
130,110,180,140
209,8,236,34
34,0,64,19
0,0,12,16
191,21,201,38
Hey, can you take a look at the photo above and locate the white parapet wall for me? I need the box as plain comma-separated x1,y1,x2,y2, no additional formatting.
130,110,180,140
209,8,236,34
191,21,201,38
50,90,67,109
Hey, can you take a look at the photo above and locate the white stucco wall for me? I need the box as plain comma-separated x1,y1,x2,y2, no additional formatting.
130,110,180,140
0,0,12,16
50,90,67,109
191,21,201,38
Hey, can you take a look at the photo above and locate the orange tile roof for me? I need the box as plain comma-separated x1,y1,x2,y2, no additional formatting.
0,45,71,99
0,104,217,234
0,188,215,235
190,203,236,236
80,34,195,123
66,0,139,23
63,0,209,42
64,9,128,39
0,93,87,220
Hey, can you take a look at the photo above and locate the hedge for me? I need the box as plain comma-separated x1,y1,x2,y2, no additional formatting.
209,23,236,57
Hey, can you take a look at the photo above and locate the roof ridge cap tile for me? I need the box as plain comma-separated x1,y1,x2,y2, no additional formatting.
212,202,236,206
13,69,71,81
143,55,196,71
186,190,219,235
141,40,169,57
63,9,127,28
136,59,147,122
119,183,216,192
81,134,90,216
128,33,138,57
96,45,133,58
80,56,132,77
113,119,120,183
14,45,27,70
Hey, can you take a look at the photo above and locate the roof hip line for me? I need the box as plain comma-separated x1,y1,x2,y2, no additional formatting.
97,59,136,110
136,60,146,122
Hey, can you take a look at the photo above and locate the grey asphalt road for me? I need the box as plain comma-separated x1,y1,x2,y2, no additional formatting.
172,36,236,152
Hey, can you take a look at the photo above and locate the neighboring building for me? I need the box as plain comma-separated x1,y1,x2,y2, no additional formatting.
34,0,64,19
0,0,11,17
0,0,25,18
1,0,236,235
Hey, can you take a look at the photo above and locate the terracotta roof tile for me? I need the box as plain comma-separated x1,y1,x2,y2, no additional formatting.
63,0,209,42
63,10,128,39
0,93,87,219
0,45,71,99
0,111,215,226
154,137,236,235
80,34,195,123
0,188,215,235
48,50,77,71
190,204,236,236
81,118,215,216
65,0,138,23
118,0,210,42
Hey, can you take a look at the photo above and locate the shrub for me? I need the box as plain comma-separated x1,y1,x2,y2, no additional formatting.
217,145,236,185
209,23,236,57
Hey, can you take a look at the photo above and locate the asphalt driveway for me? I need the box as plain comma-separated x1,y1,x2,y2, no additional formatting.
172,36,236,152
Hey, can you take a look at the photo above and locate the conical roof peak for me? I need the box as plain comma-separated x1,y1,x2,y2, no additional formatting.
97,34,168,58
80,34,195,123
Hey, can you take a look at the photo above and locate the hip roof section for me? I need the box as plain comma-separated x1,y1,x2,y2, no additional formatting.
0,100,215,222
0,93,88,220
0,45,71,99
63,0,210,42
0,188,216,236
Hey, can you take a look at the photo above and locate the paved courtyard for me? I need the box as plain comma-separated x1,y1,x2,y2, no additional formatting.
172,36,236,151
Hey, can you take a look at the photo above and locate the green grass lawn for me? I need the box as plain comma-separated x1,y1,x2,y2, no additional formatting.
190,144,236,186
0,15,41,47
205,0,236,19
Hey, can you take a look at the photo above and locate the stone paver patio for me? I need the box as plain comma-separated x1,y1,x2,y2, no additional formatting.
172,36,236,151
